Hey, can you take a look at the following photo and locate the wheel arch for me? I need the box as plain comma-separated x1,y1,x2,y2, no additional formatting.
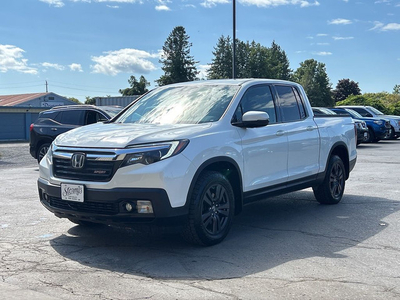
187,157,243,216
328,142,350,180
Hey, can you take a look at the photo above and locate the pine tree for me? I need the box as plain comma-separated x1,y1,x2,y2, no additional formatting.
156,26,198,86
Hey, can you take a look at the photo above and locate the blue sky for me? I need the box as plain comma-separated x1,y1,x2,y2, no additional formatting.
0,0,399,102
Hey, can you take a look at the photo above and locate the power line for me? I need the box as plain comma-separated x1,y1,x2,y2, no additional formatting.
51,83,118,94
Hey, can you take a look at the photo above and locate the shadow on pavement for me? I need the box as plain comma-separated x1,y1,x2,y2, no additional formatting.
49,190,399,280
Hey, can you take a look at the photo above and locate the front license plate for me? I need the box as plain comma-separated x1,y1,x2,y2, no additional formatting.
61,183,84,202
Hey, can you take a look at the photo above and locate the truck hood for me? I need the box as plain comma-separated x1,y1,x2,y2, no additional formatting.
54,122,213,148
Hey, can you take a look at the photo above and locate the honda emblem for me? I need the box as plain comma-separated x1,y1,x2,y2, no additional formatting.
71,153,85,169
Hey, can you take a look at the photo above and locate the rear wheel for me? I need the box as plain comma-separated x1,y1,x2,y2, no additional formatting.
389,127,397,139
37,143,50,163
313,155,345,205
182,171,235,246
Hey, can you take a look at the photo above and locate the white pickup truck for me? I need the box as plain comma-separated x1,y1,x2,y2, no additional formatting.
38,79,357,245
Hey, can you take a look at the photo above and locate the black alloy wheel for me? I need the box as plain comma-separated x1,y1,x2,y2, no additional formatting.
37,143,50,163
313,155,345,205
182,171,235,246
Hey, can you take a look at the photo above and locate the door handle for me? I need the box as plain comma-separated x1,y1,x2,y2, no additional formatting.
276,130,285,136
51,128,57,131
306,126,314,131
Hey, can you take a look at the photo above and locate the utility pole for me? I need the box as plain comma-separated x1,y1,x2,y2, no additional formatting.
232,0,236,79
45,80,48,93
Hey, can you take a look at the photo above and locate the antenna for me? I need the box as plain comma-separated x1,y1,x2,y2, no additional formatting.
45,80,48,93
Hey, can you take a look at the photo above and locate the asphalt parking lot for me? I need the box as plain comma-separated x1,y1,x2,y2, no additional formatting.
0,141,399,299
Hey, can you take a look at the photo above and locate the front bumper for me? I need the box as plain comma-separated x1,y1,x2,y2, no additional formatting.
38,178,189,227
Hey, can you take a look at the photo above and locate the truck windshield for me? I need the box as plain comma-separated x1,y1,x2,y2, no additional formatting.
116,85,239,124
368,107,384,115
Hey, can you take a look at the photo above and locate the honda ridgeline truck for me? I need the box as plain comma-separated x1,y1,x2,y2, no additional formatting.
38,79,357,246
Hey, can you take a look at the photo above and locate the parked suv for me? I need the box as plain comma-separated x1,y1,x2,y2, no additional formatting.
30,105,122,162
338,105,400,139
331,107,390,142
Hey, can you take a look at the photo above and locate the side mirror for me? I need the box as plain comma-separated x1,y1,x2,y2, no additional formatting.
366,113,373,117
233,111,270,128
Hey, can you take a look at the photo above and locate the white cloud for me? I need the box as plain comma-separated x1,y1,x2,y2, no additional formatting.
201,0,230,8
316,33,328,37
201,0,319,8
369,21,384,31
39,0,65,7
107,5,120,8
91,48,158,76
370,21,400,31
69,63,83,72
314,51,332,56
155,5,171,10
41,62,65,70
332,36,354,40
0,44,38,74
317,42,330,45
328,18,352,25
381,23,400,30
237,0,319,8
197,64,210,79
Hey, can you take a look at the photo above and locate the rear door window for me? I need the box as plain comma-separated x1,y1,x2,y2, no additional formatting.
59,110,84,125
275,85,303,122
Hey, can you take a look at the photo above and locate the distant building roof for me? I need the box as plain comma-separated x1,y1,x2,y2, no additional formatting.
0,93,49,106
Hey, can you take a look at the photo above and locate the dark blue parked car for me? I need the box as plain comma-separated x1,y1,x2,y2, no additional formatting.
331,108,390,143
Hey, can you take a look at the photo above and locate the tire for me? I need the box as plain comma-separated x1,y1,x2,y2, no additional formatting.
37,143,50,163
389,127,397,139
365,128,375,143
181,171,235,246
313,155,345,205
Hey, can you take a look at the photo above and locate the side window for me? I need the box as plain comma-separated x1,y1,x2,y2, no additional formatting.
234,85,277,124
59,110,84,125
38,111,60,124
275,85,302,122
292,87,307,119
351,108,368,117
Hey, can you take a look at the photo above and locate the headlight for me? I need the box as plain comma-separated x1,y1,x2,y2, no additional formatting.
121,140,189,167
373,120,383,125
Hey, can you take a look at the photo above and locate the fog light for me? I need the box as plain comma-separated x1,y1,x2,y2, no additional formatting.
137,200,153,214
125,202,134,212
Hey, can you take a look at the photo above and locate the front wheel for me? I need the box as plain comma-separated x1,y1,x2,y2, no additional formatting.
37,143,50,163
182,171,235,246
313,155,345,205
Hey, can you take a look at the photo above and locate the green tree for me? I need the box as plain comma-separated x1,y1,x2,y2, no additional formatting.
156,26,198,86
337,92,400,115
84,96,96,105
293,59,333,107
68,97,82,104
208,36,233,79
208,37,291,80
265,41,292,80
332,79,361,102
119,75,150,96
393,84,400,95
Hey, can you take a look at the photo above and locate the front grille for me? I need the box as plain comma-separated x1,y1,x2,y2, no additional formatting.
49,196,119,215
53,157,120,182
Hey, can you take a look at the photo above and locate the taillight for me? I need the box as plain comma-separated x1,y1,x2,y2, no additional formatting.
29,124,34,132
